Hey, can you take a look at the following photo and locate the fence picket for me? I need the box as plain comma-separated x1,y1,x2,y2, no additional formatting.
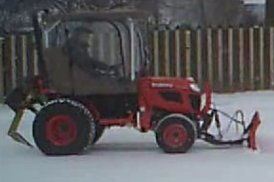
270,27,274,89
11,36,16,89
30,35,39,76
207,28,213,84
175,29,181,77
153,30,159,76
259,27,265,89
4,36,17,95
228,28,234,90
196,29,202,85
218,28,224,91
0,38,3,101
249,28,255,90
185,30,191,77
164,29,170,76
239,28,244,90
22,35,27,78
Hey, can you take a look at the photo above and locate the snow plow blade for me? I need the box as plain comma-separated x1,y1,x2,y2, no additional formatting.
201,109,261,151
245,112,261,150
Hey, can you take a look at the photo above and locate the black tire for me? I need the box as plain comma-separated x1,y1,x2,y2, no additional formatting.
93,123,105,144
155,114,197,153
33,99,95,156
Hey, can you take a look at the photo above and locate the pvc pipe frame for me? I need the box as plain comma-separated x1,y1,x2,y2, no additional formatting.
129,19,136,81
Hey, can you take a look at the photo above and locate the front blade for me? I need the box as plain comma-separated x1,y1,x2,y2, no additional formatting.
245,112,261,150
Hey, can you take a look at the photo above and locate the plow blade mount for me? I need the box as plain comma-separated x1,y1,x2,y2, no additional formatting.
245,111,261,150
201,110,261,151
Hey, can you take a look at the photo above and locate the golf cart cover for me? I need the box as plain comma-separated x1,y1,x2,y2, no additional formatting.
43,21,136,95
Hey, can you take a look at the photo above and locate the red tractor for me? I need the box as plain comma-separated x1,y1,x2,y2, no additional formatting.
5,10,261,155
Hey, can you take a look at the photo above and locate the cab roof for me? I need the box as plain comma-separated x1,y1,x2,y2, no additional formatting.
43,9,151,22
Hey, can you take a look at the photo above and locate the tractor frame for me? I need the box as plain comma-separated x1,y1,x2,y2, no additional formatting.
5,9,261,155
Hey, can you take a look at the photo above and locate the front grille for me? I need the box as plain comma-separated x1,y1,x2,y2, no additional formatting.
159,91,182,103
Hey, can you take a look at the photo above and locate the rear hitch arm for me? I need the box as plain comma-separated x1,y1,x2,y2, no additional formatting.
6,92,47,148
8,109,34,148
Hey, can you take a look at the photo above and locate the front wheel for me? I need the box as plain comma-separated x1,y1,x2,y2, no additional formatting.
33,99,95,155
155,114,197,153
93,123,105,144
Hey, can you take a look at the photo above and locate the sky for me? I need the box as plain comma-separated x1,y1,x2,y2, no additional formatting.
244,0,265,4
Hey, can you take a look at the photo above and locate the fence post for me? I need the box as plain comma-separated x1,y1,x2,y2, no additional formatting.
175,28,181,77
249,28,255,90
218,28,223,91
185,30,191,77
259,27,265,89
196,29,202,85
0,38,3,101
228,28,234,90
164,29,170,76
270,27,274,89
239,27,244,90
207,28,213,84
153,30,159,76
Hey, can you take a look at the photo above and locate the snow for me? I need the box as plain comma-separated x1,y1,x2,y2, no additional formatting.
244,0,265,4
1,91,274,182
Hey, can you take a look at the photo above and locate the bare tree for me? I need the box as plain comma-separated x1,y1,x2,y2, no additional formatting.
0,0,254,34
0,0,134,34
202,0,245,27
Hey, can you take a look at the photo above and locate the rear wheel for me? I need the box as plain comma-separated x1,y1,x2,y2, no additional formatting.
155,114,197,153
33,99,95,155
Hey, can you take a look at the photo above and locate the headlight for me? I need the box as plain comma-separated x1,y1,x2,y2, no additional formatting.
187,77,195,82
190,83,201,93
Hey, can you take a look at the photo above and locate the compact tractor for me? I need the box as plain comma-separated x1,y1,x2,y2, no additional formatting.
5,9,261,155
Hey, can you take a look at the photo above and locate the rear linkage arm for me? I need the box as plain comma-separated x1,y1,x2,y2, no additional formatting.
6,88,47,148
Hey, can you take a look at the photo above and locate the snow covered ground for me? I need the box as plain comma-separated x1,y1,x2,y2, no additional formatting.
1,91,274,182
244,0,265,4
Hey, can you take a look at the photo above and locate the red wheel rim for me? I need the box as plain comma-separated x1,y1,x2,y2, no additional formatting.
163,124,188,148
46,115,77,146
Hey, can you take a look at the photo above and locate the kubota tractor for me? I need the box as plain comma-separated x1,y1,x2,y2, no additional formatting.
5,9,261,155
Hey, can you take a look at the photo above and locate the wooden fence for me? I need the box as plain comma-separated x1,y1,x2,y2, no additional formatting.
151,26,274,92
0,34,38,101
0,26,274,101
